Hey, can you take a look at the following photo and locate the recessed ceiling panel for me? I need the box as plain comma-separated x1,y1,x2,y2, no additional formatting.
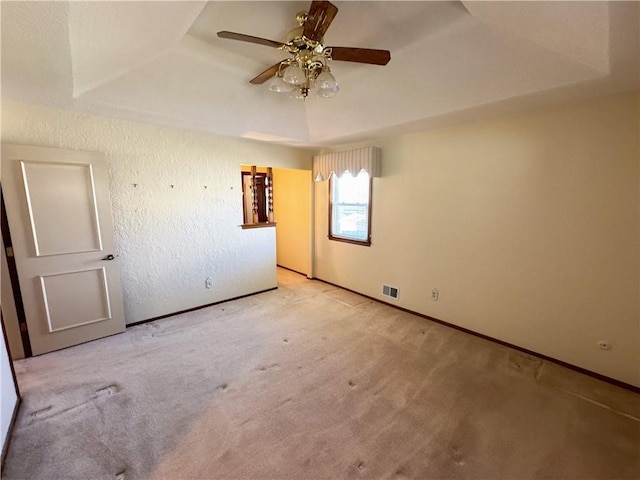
69,1,207,96
463,1,610,73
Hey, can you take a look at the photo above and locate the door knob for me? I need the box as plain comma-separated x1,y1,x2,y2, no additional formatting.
102,254,115,261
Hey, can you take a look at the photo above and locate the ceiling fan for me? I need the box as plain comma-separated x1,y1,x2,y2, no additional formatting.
217,0,391,99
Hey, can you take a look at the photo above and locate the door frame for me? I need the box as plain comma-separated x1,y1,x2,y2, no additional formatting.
1,189,31,358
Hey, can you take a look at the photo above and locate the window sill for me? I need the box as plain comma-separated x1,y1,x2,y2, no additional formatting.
328,235,371,246
241,223,277,230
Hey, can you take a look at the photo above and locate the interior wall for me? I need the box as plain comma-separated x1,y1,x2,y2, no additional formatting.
1,101,312,324
272,168,312,276
0,317,18,455
314,91,640,387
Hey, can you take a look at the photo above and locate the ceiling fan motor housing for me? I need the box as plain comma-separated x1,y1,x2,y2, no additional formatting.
286,26,305,44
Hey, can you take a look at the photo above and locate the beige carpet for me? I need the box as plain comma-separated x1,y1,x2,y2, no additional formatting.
3,268,639,479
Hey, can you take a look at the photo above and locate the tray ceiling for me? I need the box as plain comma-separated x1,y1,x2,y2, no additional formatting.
1,1,638,147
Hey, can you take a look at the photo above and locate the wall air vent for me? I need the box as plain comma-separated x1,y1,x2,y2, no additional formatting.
382,284,399,300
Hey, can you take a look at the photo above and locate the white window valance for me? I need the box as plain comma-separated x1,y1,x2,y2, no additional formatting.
313,147,381,181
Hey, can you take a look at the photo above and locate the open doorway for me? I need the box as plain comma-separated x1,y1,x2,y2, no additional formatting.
272,168,312,278
239,165,312,279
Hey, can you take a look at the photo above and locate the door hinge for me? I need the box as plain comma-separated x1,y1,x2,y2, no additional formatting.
19,323,27,333
5,246,14,257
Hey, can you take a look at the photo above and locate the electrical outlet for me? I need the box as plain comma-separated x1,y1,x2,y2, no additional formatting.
205,277,213,289
597,340,611,351
431,288,439,301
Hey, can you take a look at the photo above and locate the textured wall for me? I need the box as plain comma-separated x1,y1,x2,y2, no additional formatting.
314,91,640,387
1,101,312,323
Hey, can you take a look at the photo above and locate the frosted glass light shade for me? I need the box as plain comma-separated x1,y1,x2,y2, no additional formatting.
316,70,337,90
282,65,306,85
267,75,293,93
317,84,339,98
290,88,306,100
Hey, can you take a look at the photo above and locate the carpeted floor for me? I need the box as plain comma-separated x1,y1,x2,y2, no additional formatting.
3,268,639,479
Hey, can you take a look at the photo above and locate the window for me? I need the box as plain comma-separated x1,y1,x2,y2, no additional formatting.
329,170,372,245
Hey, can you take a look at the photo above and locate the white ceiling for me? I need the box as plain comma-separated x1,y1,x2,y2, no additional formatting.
1,1,638,148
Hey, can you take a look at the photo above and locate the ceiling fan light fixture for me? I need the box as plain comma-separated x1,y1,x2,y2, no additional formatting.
218,1,391,99
317,84,339,98
282,64,306,85
316,70,337,90
291,87,309,100
267,75,294,93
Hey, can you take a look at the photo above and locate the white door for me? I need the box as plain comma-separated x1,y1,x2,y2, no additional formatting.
1,144,125,355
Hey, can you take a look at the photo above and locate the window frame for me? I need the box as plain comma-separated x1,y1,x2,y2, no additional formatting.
328,173,373,246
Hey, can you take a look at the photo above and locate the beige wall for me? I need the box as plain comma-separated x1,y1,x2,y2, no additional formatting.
0,318,18,454
273,168,312,276
314,91,640,387
1,101,312,324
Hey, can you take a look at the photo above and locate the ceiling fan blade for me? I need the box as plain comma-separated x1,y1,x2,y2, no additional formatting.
329,47,391,66
250,63,283,85
217,31,285,49
303,1,338,42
